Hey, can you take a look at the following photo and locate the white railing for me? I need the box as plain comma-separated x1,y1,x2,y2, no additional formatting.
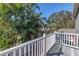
0,33,55,56
55,32,79,49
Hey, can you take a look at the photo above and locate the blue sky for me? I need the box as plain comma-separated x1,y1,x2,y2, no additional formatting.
36,3,74,18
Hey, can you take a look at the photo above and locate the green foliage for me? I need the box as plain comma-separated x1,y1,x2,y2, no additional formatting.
0,3,45,51
47,10,75,33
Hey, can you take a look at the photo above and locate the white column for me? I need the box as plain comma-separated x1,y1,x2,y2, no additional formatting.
75,12,79,33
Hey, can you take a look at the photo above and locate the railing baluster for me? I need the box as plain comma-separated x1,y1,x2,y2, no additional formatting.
6,53,8,56
76,35,78,47
31,43,33,56
65,34,66,44
68,34,70,45
70,35,71,46
64,34,65,44
13,50,16,56
36,41,38,56
62,34,64,44
19,48,22,56
74,35,76,46
34,42,36,56
38,40,40,56
55,33,57,42
59,34,61,43
41,39,43,55
74,35,75,46
78,35,79,47
60,34,62,43
24,45,27,56
71,35,73,46
67,35,68,45
40,40,42,55
65,34,67,45
28,44,30,56
42,39,44,55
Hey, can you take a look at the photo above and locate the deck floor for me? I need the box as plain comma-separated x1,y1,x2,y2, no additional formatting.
46,43,79,56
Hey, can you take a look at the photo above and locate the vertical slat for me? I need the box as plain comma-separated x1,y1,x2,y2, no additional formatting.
38,40,40,56
70,35,72,46
64,34,66,44
62,34,64,44
59,34,61,43
34,42,36,56
76,35,78,47
55,34,57,42
13,50,16,56
41,39,43,55
42,39,45,55
64,34,65,44
67,34,69,45
78,35,79,47
75,35,77,47
68,34,70,45
24,45,27,56
63,34,64,44
40,40,42,55
75,35,76,46
31,43,33,56
37,41,38,56
61,34,62,43
71,35,73,46
65,34,67,45
19,48,22,56
72,35,74,46
61,34,63,44
44,37,46,56
66,34,69,45
70,34,71,45
6,53,8,56
74,35,75,46
66,34,68,45
28,44,30,56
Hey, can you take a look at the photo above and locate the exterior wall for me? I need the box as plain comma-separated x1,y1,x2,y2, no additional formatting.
75,12,79,33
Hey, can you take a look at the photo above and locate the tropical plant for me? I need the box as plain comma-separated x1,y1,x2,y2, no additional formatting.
0,3,46,51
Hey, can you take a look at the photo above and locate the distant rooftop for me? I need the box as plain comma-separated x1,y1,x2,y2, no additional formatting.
58,29,75,33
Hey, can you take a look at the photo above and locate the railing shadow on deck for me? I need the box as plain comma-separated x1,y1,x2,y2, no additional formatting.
46,43,64,56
